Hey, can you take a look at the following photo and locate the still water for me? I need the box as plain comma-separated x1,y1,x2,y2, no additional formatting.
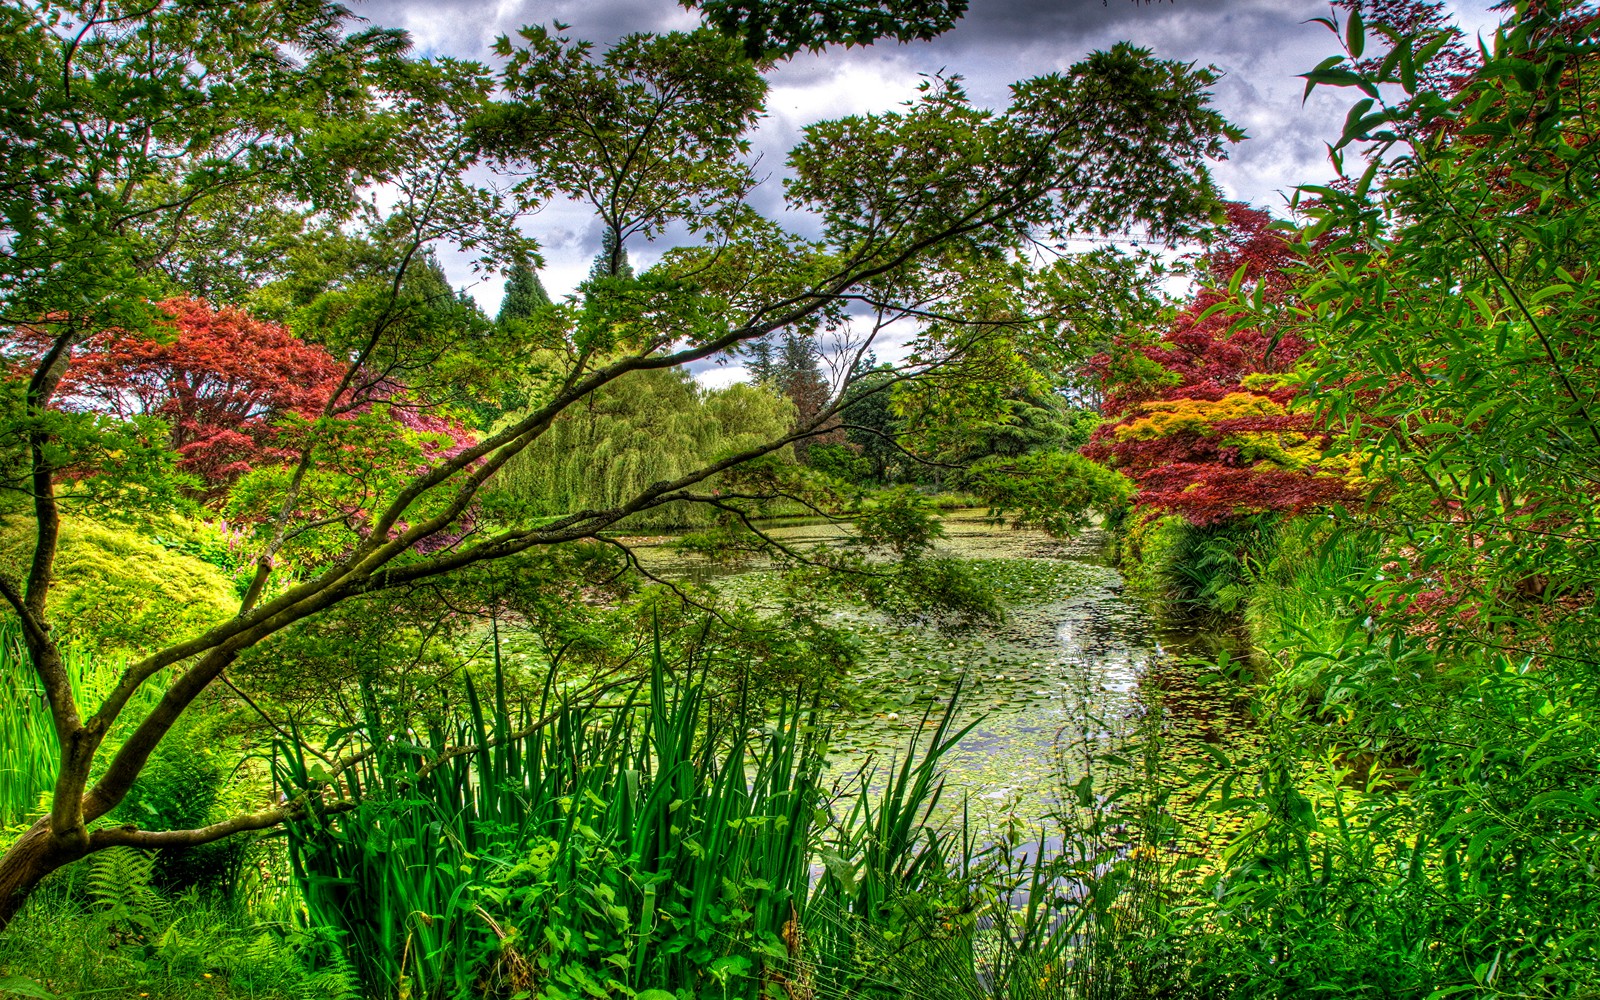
633,509,1234,836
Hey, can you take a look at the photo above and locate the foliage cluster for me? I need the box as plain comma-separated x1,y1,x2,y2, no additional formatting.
489,370,794,531
0,851,360,1000
274,629,1018,1000
1083,206,1352,526
1103,4,1600,998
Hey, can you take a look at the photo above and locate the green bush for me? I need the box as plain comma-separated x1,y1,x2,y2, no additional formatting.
0,516,237,653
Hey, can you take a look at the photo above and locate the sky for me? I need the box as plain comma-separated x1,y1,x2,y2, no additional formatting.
351,0,1503,379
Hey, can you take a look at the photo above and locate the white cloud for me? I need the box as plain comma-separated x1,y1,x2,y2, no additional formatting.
367,0,1512,380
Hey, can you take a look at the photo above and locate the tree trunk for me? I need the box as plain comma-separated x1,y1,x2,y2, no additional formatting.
0,817,86,931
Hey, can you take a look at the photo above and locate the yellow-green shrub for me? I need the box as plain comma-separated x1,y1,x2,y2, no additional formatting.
0,517,237,652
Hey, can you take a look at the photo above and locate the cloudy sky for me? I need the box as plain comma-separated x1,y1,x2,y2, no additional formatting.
353,0,1502,373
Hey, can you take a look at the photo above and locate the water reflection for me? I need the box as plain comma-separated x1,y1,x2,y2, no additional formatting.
631,509,1226,837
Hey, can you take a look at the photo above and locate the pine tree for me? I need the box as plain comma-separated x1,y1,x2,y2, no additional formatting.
408,252,489,328
744,337,777,385
498,257,551,323
762,332,834,462
587,226,635,281
778,332,830,428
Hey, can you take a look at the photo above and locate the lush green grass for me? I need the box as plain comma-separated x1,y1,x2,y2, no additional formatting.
0,626,145,829
0,846,356,1000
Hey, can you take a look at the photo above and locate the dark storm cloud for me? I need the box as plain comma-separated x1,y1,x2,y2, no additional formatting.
350,0,696,60
902,0,1299,48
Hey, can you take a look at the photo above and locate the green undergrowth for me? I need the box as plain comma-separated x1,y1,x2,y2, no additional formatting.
0,847,355,1000
1111,509,1600,997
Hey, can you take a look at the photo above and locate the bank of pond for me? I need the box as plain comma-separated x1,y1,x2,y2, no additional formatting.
0,511,1259,1000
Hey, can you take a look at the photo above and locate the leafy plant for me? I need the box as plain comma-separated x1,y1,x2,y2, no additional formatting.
281,638,829,999
1159,3,1600,996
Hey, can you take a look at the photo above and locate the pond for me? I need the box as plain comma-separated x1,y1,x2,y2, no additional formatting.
632,509,1251,839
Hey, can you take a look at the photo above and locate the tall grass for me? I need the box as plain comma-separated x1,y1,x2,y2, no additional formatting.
0,624,139,828
280,630,1188,1000
281,640,836,999
808,680,1181,1000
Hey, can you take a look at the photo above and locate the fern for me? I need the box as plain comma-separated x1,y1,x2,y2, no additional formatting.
299,954,361,1000
88,846,167,935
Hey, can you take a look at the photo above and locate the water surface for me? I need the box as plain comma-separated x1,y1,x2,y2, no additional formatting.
635,510,1231,835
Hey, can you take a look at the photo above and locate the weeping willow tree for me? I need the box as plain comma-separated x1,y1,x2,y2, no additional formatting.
491,368,793,529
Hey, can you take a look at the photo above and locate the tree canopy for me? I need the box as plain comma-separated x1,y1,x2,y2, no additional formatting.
0,0,1238,923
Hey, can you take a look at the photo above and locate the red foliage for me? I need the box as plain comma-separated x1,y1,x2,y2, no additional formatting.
1083,205,1353,525
61,298,345,485
46,298,477,501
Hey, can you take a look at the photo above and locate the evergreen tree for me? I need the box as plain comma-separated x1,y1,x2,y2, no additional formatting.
744,337,777,386
497,257,551,323
741,333,835,461
840,362,903,483
778,332,831,429
408,251,490,328
588,226,635,281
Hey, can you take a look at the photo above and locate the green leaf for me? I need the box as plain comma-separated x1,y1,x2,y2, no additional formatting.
0,978,56,1000
709,955,752,979
1301,67,1367,90
1529,283,1573,304
1337,98,1376,149
1345,8,1365,59
1399,42,1418,94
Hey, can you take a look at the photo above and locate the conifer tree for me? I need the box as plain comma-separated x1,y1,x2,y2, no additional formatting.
744,338,777,385
497,257,551,322
778,331,831,430
587,227,635,281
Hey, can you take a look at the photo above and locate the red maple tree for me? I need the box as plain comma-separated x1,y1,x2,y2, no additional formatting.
1083,204,1353,525
59,297,346,486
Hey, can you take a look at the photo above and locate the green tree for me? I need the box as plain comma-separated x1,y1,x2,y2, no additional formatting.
497,257,552,322
839,362,906,482
0,4,1237,926
587,226,636,282
747,330,835,461
488,368,794,530
689,0,968,58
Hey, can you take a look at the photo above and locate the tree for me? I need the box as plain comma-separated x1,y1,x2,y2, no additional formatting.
489,368,793,530
1082,205,1352,524
497,257,552,322
49,298,345,488
689,0,968,58
0,0,404,336
747,331,836,461
587,227,636,282
838,361,905,482
0,1,1238,926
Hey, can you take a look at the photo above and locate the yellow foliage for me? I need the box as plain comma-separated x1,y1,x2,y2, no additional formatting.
1112,392,1287,442
0,516,237,652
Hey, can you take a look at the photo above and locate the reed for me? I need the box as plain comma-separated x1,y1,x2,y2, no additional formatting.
808,681,1179,1000
281,635,835,999
0,624,139,828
